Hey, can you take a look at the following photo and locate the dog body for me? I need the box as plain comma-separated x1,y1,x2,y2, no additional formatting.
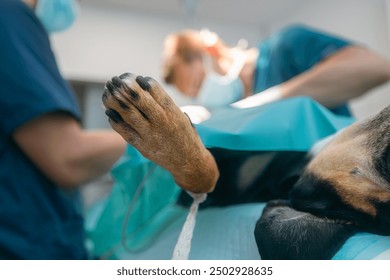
255,105,390,259
103,73,390,260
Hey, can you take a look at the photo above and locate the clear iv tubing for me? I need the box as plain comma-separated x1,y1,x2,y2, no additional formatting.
121,164,158,253
99,164,157,259
98,163,205,260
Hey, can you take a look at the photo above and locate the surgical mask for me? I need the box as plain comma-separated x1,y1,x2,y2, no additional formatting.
35,0,79,33
196,48,246,108
197,74,244,108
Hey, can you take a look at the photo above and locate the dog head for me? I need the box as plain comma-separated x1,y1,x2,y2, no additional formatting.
289,105,390,234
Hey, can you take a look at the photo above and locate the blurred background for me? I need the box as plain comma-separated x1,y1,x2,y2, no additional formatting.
47,0,390,206
51,0,390,128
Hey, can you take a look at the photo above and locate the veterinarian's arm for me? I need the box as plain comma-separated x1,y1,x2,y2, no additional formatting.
279,46,390,108
13,112,126,189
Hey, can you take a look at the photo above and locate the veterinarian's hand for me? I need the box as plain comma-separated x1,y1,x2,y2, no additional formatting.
231,85,282,109
102,73,219,193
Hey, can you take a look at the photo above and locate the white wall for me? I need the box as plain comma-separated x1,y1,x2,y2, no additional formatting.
50,0,390,202
50,3,264,127
264,0,390,119
51,4,262,84
51,0,390,120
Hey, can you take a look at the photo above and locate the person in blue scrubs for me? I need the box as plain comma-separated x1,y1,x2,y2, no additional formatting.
0,0,126,259
162,25,390,116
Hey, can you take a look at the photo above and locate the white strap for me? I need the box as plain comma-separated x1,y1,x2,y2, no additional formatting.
171,192,207,260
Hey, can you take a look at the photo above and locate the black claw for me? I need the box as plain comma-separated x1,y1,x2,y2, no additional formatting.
111,76,124,88
119,72,133,79
105,108,123,123
136,75,151,91
102,90,109,102
105,81,115,94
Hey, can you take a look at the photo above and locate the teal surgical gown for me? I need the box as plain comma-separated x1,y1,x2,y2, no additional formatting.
253,25,352,116
0,0,86,259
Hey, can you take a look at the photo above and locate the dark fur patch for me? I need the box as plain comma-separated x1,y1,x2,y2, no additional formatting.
376,201,390,234
177,150,309,208
289,173,338,214
289,172,383,231
374,143,390,184
127,87,140,100
137,108,149,121
117,99,129,109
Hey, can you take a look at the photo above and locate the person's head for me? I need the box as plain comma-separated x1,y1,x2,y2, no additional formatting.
23,0,79,33
162,29,232,98
162,29,248,107
162,30,207,98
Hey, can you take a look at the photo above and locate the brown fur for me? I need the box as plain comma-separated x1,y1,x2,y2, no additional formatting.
305,106,390,219
104,73,390,258
102,73,219,194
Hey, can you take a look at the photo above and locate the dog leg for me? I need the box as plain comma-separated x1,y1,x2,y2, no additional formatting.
102,73,219,193
254,200,356,259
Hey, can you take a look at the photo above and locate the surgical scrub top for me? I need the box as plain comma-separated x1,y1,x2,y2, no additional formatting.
253,25,352,116
0,0,86,259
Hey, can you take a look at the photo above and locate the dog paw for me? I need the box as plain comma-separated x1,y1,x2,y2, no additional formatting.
102,73,219,193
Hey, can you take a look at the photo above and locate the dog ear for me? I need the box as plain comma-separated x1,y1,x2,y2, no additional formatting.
254,201,356,259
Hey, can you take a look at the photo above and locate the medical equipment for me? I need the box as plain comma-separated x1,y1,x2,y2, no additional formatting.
89,147,185,258
97,164,157,259
97,162,204,260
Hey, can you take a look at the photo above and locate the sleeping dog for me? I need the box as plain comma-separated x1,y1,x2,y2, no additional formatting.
102,73,390,259
256,103,390,259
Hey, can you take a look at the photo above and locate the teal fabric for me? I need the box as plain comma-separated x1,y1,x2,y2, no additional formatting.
198,97,354,151
332,233,390,260
113,203,265,260
87,201,390,260
87,147,184,258
87,97,355,258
